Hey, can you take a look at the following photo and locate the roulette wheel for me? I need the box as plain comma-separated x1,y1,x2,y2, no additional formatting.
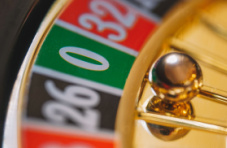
1,0,227,147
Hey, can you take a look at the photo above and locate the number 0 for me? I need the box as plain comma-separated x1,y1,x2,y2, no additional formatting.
59,47,109,71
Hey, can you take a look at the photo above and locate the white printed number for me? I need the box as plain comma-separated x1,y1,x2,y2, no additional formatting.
42,80,100,130
79,0,136,41
59,46,109,71
90,0,135,28
45,80,100,107
79,14,126,41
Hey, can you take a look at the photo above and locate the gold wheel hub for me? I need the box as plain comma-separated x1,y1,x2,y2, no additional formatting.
116,0,227,147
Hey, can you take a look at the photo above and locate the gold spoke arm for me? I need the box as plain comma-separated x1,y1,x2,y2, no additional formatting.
136,111,227,135
200,85,227,105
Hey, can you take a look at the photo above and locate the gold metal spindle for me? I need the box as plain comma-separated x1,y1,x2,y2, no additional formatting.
136,111,227,135
200,86,227,105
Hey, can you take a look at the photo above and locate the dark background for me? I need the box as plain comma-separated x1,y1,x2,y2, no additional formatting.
0,0,54,146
